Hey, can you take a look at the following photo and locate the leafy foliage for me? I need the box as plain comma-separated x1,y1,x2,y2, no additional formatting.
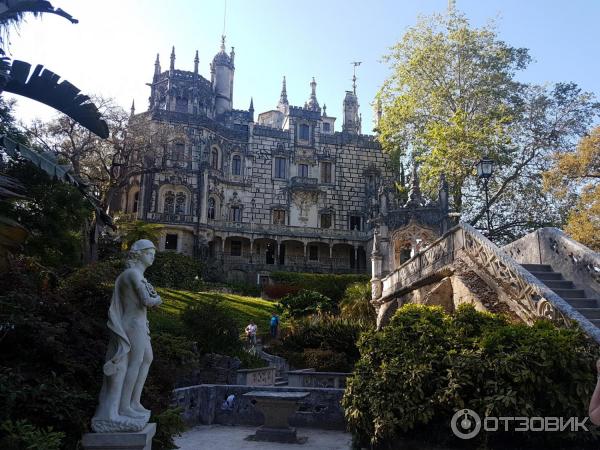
145,251,202,290
118,220,163,250
278,290,335,319
343,304,599,449
544,125,600,250
0,159,93,268
270,316,362,372
270,272,369,302
0,419,64,450
339,282,375,325
377,10,599,242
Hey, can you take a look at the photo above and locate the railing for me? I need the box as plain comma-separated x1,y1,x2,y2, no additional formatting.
214,252,363,274
146,212,196,224
287,370,350,389
377,222,600,344
290,176,319,190
236,367,276,386
209,220,369,240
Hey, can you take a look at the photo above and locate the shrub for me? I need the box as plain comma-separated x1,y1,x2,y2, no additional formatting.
343,304,600,449
278,290,335,319
181,300,242,355
270,316,362,371
339,282,375,325
225,281,261,297
0,420,64,450
145,251,202,290
262,283,300,300
270,272,369,302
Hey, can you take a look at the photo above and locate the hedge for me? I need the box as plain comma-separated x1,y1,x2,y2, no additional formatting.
270,272,369,302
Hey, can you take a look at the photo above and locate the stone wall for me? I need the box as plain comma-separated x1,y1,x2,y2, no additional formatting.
172,384,346,430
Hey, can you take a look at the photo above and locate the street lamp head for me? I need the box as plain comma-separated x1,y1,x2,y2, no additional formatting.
476,157,494,179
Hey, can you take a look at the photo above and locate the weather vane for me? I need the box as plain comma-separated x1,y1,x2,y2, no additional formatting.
351,61,362,94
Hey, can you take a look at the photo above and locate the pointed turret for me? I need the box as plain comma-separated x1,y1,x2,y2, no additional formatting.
130,99,135,116
405,163,426,208
154,53,161,77
306,77,320,112
194,50,199,74
249,97,254,122
277,76,289,115
170,46,175,71
322,104,327,117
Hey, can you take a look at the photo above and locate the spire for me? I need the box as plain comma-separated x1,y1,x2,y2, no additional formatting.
194,50,199,74
220,35,226,52
277,76,289,114
249,97,254,121
404,162,425,208
351,61,362,95
322,104,327,117
130,99,135,116
230,46,235,64
170,46,175,71
154,53,161,76
306,77,320,112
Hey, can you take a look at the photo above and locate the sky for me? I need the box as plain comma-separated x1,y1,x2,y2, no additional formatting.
4,0,600,133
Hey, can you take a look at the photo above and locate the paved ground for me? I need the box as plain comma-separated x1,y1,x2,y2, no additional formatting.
175,424,352,450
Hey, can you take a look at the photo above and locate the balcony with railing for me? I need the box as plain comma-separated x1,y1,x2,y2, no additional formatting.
208,220,368,241
289,176,320,192
146,212,196,224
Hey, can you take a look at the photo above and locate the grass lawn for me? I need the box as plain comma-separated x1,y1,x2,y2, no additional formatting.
149,288,279,336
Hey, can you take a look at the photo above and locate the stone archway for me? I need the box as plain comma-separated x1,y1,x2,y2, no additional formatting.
390,221,438,269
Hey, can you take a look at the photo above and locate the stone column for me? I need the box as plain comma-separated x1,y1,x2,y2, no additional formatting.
250,239,254,264
354,246,359,273
200,168,209,224
371,230,383,301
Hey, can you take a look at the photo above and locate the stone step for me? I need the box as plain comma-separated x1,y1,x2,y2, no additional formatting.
543,280,575,290
274,380,288,386
530,271,563,281
589,319,600,328
522,264,553,272
553,288,587,299
567,298,599,309
577,308,600,320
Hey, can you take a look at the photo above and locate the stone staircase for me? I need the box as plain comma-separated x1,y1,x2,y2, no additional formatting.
522,264,600,328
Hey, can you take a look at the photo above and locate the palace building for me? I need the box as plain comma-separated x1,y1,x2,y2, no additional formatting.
121,37,451,284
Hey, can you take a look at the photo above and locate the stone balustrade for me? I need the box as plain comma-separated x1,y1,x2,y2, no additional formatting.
287,370,350,389
146,212,196,224
236,367,276,386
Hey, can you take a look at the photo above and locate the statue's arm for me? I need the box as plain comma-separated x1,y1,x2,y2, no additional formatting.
133,275,162,308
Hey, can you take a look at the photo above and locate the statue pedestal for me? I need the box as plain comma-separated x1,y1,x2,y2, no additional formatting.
82,423,156,450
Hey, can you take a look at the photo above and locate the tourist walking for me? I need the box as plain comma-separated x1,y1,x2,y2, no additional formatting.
245,322,257,346
270,312,279,338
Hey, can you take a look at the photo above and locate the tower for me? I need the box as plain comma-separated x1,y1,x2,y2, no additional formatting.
211,35,235,115
343,63,362,134
277,76,289,115
306,77,320,112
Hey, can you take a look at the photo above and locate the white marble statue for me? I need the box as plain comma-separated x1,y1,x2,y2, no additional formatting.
91,239,162,433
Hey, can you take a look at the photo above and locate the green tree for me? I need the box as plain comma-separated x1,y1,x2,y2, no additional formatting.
378,11,599,241
544,125,600,250
118,220,162,250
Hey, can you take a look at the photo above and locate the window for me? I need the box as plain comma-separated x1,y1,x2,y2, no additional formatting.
275,157,286,179
175,97,188,113
175,192,186,214
321,162,332,184
299,123,310,141
165,233,178,250
232,155,241,176
309,245,319,261
298,164,309,178
208,198,216,220
231,240,242,257
323,122,331,132
132,192,139,213
163,191,175,214
350,215,362,231
273,209,286,225
230,206,242,222
172,142,185,160
211,148,219,169
321,213,331,229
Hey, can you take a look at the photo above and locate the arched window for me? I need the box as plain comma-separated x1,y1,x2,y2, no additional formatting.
172,142,185,160
132,192,139,213
230,206,242,222
175,192,186,214
208,198,216,220
164,191,175,214
232,155,241,175
211,148,219,170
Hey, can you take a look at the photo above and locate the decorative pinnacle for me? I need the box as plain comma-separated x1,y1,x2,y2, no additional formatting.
130,99,135,116
323,104,327,117
351,61,362,94
170,46,175,71
249,97,254,111
194,50,199,63
220,35,226,52
278,75,288,106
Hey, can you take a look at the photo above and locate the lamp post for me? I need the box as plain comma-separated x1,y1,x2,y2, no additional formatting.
476,157,495,236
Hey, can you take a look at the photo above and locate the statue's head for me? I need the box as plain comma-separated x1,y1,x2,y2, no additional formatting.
126,239,156,268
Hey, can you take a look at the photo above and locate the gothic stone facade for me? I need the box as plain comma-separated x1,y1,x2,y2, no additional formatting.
122,39,448,284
